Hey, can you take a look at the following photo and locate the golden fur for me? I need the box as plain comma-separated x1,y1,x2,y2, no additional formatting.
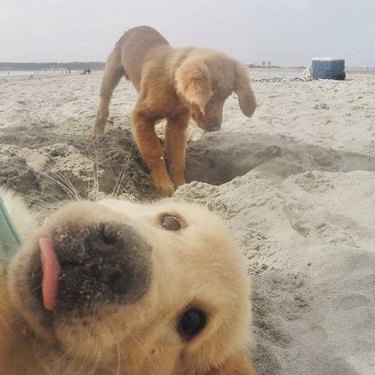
93,26,257,195
0,193,255,374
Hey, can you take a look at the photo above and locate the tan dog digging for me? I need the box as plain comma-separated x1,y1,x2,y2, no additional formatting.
93,26,257,195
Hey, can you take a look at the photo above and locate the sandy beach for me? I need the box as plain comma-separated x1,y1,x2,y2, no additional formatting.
0,68,374,374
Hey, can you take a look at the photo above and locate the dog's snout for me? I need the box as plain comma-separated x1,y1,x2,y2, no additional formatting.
49,222,152,312
207,123,221,132
83,222,151,297
84,222,126,255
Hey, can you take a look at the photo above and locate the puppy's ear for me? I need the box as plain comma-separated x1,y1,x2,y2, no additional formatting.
234,63,257,117
175,60,213,112
206,352,255,375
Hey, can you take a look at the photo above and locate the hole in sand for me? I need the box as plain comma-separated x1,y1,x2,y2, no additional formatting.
1,125,375,206
186,132,375,186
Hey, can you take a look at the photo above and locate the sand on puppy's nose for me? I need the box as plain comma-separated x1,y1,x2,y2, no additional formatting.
40,237,61,311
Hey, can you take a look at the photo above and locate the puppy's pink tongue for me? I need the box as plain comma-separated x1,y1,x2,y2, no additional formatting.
40,237,61,311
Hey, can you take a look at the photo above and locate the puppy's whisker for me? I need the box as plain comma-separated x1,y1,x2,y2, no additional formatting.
63,337,85,375
103,321,122,374
42,153,84,201
50,342,77,368
112,147,134,198
128,331,159,372
88,350,102,375
43,171,80,201
116,341,121,375
16,162,78,200
82,337,101,375
5,161,80,201
50,170,82,201
101,319,157,373
30,193,61,206
26,198,62,218
92,156,100,202
91,140,103,202
43,164,82,201
50,350,72,368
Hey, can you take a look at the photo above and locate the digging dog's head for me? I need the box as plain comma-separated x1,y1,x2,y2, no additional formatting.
175,49,257,132
8,200,254,374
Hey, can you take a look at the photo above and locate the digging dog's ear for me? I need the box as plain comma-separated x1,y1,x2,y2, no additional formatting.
205,352,255,375
175,59,213,112
234,63,257,117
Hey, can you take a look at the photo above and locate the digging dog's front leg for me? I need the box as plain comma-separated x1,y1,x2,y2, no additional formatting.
132,109,175,196
165,111,190,188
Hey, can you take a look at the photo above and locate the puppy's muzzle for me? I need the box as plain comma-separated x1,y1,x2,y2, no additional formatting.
207,123,222,132
40,221,152,312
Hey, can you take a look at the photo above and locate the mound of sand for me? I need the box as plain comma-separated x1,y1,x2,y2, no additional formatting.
0,68,374,374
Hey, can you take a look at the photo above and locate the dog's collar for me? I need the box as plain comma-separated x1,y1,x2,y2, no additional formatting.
0,197,21,266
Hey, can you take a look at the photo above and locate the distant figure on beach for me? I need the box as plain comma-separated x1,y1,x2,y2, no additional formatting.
80,68,91,75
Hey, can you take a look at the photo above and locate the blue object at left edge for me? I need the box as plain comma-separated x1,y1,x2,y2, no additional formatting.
0,197,22,267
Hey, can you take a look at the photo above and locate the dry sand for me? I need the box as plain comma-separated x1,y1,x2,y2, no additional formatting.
0,68,374,374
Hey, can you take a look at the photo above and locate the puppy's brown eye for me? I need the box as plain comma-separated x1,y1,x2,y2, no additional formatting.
160,215,181,231
178,309,207,340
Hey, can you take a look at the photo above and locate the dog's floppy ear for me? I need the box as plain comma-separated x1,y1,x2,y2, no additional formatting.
234,63,257,117
175,59,213,112
206,352,255,375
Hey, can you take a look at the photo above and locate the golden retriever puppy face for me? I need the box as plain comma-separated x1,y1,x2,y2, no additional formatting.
175,50,256,132
7,199,254,374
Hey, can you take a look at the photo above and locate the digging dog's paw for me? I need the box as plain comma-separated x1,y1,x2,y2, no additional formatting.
90,118,107,140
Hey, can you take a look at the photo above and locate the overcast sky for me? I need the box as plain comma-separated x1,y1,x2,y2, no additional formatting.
1,0,374,67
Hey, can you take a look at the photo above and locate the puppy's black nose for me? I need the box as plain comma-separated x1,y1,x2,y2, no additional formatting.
207,123,221,132
50,222,152,312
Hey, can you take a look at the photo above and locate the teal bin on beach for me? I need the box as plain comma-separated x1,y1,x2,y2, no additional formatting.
312,58,346,80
